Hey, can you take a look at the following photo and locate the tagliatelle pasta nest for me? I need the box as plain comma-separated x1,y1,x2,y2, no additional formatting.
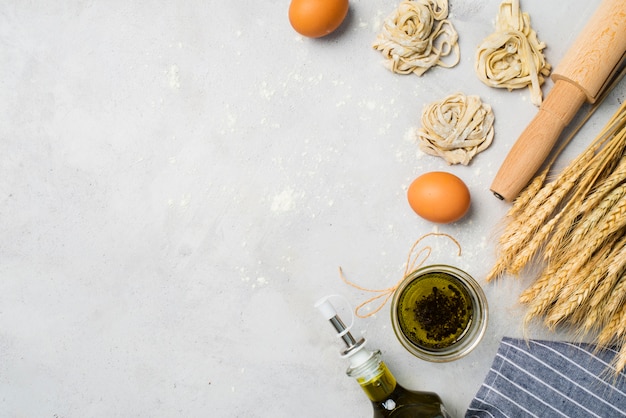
417,93,495,165
475,0,550,106
372,0,460,76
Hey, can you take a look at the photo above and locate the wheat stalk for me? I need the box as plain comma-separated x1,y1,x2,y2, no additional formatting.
602,272,626,320
574,234,626,332
596,297,626,347
486,169,551,282
548,183,625,259
522,259,572,324
615,344,626,378
488,98,626,374
518,260,564,305
506,167,549,219
520,168,626,312
543,234,619,328
544,158,626,261
606,238,626,278
580,156,626,213
508,212,561,275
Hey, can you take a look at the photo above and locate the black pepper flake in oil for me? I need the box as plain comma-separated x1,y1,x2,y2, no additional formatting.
413,285,467,344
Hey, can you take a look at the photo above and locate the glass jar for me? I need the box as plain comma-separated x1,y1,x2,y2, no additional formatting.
390,264,488,362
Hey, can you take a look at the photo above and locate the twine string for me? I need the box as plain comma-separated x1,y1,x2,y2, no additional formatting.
339,232,462,318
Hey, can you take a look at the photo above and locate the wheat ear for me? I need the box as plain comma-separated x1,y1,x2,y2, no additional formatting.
508,211,561,275
543,235,618,328
574,234,626,332
546,158,626,260
612,337,626,377
596,298,626,347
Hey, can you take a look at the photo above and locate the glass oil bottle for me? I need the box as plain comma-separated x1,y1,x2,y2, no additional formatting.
315,296,452,418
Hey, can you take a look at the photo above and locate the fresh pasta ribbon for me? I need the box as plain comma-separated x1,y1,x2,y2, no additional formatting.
373,0,460,76
418,93,495,165
340,232,462,318
475,0,550,106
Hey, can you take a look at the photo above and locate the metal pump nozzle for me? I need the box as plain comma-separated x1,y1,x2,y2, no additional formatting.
328,313,366,357
315,296,367,358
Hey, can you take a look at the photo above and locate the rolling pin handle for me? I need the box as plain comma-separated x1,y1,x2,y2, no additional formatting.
490,80,587,202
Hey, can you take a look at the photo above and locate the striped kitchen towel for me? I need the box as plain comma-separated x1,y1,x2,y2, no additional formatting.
466,337,626,417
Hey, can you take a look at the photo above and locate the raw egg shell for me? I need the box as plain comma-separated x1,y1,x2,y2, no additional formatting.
407,172,471,224
288,0,349,38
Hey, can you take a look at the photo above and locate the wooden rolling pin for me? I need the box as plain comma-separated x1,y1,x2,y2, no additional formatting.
490,0,626,202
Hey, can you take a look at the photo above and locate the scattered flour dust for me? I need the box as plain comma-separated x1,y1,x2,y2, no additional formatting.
271,188,297,213
448,0,487,19
167,64,180,89
239,268,269,289
404,126,419,143
259,81,275,100
403,126,426,160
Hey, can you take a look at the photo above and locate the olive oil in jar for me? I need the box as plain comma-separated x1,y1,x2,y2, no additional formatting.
391,264,488,362
397,271,473,350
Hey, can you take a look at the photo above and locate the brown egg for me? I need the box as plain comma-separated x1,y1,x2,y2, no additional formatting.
288,0,349,38
407,172,471,223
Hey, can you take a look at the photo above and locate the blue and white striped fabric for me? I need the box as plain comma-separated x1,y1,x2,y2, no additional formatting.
466,337,626,417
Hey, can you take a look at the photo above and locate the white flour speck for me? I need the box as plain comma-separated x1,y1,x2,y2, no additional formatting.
271,189,296,213
404,126,419,143
360,99,376,110
167,64,180,89
259,81,275,100
180,194,191,208
226,113,237,129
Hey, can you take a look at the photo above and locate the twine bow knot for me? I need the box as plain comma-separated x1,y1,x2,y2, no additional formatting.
340,232,462,318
